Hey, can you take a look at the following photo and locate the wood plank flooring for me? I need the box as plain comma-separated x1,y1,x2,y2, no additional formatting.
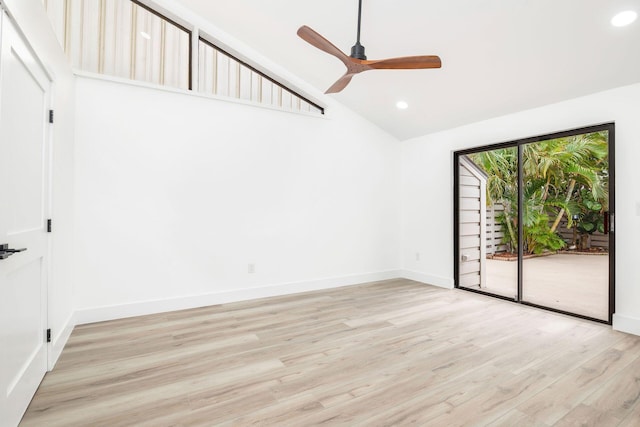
20,279,640,426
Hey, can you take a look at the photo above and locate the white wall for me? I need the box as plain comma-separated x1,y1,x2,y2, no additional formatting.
401,83,640,335
3,0,76,366
73,76,401,322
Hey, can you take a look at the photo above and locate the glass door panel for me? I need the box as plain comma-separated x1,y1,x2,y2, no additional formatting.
521,131,610,321
458,147,518,299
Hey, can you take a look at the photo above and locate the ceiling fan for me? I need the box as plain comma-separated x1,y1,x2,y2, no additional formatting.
297,0,442,94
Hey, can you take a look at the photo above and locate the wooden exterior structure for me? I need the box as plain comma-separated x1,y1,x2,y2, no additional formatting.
485,205,609,252
486,204,507,254
458,156,487,289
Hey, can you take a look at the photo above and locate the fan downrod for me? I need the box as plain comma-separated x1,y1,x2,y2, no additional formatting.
350,0,367,59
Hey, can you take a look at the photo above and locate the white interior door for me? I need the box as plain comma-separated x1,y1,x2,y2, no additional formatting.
0,11,51,427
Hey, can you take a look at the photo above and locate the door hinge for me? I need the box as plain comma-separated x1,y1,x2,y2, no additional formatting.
49,110,54,124
46,329,51,343
47,219,52,233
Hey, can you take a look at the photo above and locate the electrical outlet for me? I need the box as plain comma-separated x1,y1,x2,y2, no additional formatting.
415,252,420,261
248,263,255,274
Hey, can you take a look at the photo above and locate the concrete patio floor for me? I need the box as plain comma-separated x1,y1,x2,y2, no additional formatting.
468,253,609,321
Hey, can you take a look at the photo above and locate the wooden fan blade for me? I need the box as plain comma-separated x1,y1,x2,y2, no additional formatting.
365,55,442,70
297,25,351,67
325,73,354,94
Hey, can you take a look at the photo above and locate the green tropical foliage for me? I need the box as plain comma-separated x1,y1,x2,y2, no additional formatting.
468,131,608,254
576,188,605,237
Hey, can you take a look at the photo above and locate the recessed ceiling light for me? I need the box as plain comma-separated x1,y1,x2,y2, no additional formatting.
140,31,151,40
396,101,408,110
611,10,637,27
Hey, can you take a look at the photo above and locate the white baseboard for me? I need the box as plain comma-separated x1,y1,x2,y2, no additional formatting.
613,313,640,337
48,312,75,370
400,270,454,289
75,270,403,325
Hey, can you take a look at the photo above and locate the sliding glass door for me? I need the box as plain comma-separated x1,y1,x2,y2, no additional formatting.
454,124,614,323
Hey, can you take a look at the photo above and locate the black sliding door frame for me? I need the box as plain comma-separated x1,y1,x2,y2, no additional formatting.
453,123,615,324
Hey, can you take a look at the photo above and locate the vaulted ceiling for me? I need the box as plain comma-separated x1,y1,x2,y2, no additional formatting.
176,0,640,140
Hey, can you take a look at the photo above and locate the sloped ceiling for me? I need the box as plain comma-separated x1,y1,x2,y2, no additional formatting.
176,0,640,141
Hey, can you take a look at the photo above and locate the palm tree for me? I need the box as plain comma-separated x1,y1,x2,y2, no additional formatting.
470,147,518,251
543,132,608,233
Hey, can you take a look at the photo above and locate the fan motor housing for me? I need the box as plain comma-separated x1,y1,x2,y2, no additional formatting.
350,42,367,60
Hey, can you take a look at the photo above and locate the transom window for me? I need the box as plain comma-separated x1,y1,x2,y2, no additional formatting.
198,38,323,115
43,0,323,115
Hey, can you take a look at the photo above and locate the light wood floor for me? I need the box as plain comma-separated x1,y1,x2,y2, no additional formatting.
21,279,640,426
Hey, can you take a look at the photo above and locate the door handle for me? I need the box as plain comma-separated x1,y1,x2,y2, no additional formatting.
610,213,615,233
0,243,27,260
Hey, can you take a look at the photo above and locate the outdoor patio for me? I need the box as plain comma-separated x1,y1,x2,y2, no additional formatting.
478,253,609,321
